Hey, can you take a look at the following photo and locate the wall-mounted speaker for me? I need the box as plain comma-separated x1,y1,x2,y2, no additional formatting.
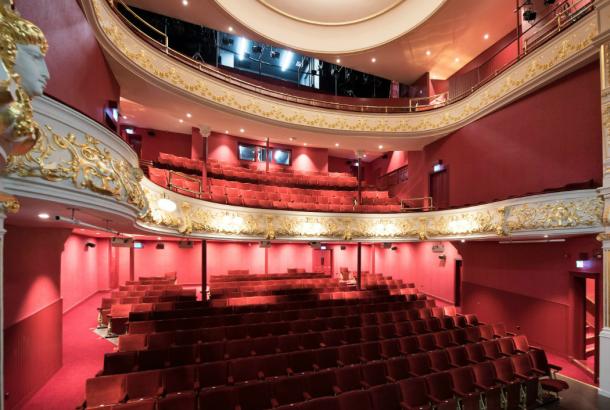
259,240,272,248
383,242,392,249
85,241,96,249
178,240,194,249
309,241,321,249
111,237,133,248
147,130,156,137
156,243,165,250
340,245,346,250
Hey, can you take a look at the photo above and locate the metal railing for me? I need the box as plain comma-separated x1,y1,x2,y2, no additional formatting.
108,0,594,114
401,197,434,212
168,170,203,198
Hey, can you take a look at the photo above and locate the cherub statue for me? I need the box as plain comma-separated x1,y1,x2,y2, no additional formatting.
0,2,49,167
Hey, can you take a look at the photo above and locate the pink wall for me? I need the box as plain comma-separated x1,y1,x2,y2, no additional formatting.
327,243,373,275
16,0,120,125
134,241,202,285
407,63,602,208
458,235,602,356
126,127,192,162
207,132,329,173
374,241,460,303
207,241,266,276
191,127,206,160
328,156,354,174
268,243,312,273
61,235,110,313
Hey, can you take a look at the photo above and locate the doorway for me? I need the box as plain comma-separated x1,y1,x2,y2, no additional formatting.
313,249,333,275
454,259,463,307
429,169,449,210
570,271,602,383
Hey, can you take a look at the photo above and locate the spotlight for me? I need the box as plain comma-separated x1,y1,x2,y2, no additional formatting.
483,33,489,40
371,57,376,63
179,119,184,123
252,45,262,53
85,241,96,248
156,242,165,250
378,145,383,149
182,0,188,6
186,113,192,118
335,143,339,147
270,50,280,59
221,38,234,46
38,212,50,219
523,9,537,21
426,50,431,56
336,58,341,63
240,128,245,133
125,127,135,135
228,26,234,32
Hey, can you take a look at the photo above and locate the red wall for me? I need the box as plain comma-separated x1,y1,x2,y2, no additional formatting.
328,156,353,174
207,132,329,173
458,235,602,356
61,235,110,313
374,241,460,303
207,241,265,276
16,0,120,124
134,240,202,285
407,63,602,207
3,226,71,409
128,127,192,162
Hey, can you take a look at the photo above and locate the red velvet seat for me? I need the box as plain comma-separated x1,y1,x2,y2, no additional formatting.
385,357,410,382
198,341,226,362
416,334,438,352
288,350,316,374
237,381,273,410
407,353,432,377
272,374,308,406
118,334,147,352
85,375,127,407
301,396,340,410
137,349,168,371
334,365,364,393
368,383,402,410
337,390,374,410
465,343,487,363
471,362,506,410
379,339,401,359
424,372,458,410
482,340,506,360
103,352,138,375
199,387,237,410
261,353,290,379
314,347,340,370
398,378,432,410
360,341,383,361
446,346,472,367
112,398,156,409
196,361,227,389
125,370,162,402
231,356,264,383
399,336,421,355
306,370,340,399
449,366,482,410
337,344,363,366
428,350,453,372
492,357,528,409
361,361,388,388
226,339,254,359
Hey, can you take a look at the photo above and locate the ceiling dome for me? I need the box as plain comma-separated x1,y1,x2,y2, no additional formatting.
214,0,446,54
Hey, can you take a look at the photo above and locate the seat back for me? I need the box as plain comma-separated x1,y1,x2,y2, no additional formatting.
398,377,430,408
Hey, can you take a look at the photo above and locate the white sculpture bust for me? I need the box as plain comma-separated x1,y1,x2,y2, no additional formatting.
0,6,49,165
14,43,49,98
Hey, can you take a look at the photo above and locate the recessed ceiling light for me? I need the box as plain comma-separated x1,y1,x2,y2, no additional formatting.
303,143,308,146
289,137,294,141
483,33,489,40
182,0,188,5
371,57,376,63
186,113,192,118
336,58,341,63
228,26,234,32
363,154,367,158
240,128,245,133
455,57,460,62
426,50,431,56
460,239,466,243
335,143,339,147
38,212,50,219
225,130,229,134
122,115,127,120
543,234,549,238
157,236,161,240
378,145,383,149
179,119,184,123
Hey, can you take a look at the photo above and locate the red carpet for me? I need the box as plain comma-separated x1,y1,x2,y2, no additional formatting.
18,292,114,410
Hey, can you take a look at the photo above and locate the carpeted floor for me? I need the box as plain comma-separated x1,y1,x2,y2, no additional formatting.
19,292,114,410
546,352,596,387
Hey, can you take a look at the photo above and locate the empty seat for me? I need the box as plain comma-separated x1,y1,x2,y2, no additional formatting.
199,387,237,410
85,375,126,407
528,349,569,396
361,362,388,388
306,370,340,399
449,366,482,410
272,374,308,406
464,343,487,363
237,381,273,410
337,345,363,366
385,357,410,382
103,352,137,375
407,353,432,377
196,361,227,389
428,350,452,372
334,365,364,393
125,370,162,402
231,357,264,383
369,383,403,410
337,390,374,410
398,378,432,410
424,372,458,410
471,362,504,410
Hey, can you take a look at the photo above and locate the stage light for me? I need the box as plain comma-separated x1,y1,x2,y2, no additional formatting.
85,241,96,248
179,119,184,123
133,242,144,249
38,212,50,219
460,239,466,243
289,137,294,141
280,51,294,71
237,37,248,60
125,127,135,134
122,115,127,120
523,9,536,21
454,57,460,63
156,242,165,250
157,197,177,212
303,143,308,146
225,130,229,134
576,260,585,268
270,50,280,59
252,45,262,53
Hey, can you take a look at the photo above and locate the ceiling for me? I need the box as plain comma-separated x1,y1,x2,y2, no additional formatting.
124,0,516,83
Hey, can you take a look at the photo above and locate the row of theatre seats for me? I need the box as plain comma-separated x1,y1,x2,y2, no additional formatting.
98,277,197,336
156,154,359,190
148,167,401,213
84,284,567,410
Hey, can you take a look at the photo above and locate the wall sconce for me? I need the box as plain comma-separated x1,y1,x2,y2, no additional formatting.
438,254,447,260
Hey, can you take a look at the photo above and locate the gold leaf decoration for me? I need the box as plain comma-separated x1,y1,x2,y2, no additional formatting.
5,125,148,212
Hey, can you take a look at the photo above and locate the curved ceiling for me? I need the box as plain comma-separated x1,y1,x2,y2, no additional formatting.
124,0,516,83
214,0,444,54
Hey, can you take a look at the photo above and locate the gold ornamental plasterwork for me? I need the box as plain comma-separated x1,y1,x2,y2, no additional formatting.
4,125,148,212
505,197,603,232
139,183,603,240
91,0,598,134
0,191,18,213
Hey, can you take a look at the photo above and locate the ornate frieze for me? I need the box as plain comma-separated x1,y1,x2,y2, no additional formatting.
138,179,603,241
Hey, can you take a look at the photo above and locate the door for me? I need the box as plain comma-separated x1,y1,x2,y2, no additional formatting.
313,249,333,275
429,170,449,210
454,259,463,307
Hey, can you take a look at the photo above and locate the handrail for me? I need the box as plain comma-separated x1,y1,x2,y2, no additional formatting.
107,0,594,114
114,0,168,51
401,196,434,212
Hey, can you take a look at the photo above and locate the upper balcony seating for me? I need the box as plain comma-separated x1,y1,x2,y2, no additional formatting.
149,166,401,213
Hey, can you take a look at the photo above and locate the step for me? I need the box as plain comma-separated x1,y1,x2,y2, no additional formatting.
585,346,596,358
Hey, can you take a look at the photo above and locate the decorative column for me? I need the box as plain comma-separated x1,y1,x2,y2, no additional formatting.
597,3,610,393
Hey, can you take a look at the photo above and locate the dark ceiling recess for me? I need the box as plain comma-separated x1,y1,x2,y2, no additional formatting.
118,4,402,99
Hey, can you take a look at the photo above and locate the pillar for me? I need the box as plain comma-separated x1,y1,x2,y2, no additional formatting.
357,242,362,290
597,5,610,393
201,240,207,301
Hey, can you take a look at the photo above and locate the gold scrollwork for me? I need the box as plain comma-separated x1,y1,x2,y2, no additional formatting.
5,125,148,212
505,197,603,231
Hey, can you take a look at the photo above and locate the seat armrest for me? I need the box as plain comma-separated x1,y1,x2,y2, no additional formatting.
336,360,345,367
531,369,546,376
257,371,265,380
548,364,563,371
270,398,280,408
360,381,371,389
227,376,235,385
235,405,242,410
312,364,320,372
494,377,512,385
467,359,478,364
332,385,342,395
359,355,367,363
303,392,312,400
287,367,294,376
506,332,516,336
428,395,443,404
250,350,257,356
515,372,532,380
386,375,397,383
319,342,327,348
474,382,491,391
380,353,389,360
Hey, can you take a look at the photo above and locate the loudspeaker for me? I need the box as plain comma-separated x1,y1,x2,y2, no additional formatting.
432,244,445,253
85,241,96,249
178,240,194,249
259,240,272,248
340,245,346,250
383,242,392,249
309,241,321,249
111,237,133,248
156,243,165,250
